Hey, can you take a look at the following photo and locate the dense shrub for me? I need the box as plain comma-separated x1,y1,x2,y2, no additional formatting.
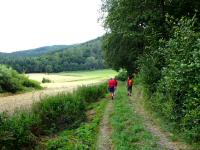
137,55,162,95
137,17,200,143
0,83,107,149
42,77,51,83
23,78,42,90
115,70,128,81
0,65,41,93
156,18,200,142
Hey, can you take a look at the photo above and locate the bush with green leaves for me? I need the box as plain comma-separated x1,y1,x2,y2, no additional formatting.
137,54,162,95
155,17,200,142
42,77,51,83
0,83,107,149
115,70,128,81
0,64,41,93
137,17,200,143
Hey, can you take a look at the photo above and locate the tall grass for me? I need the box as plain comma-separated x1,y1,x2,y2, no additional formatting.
45,99,108,150
0,83,107,149
76,83,107,103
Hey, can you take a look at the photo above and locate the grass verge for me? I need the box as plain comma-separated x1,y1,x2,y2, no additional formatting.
41,99,108,150
137,85,199,150
110,83,159,150
0,83,107,149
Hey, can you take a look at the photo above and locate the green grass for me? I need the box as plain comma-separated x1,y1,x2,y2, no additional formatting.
0,83,107,149
111,83,159,150
57,69,117,77
42,99,108,150
65,77,102,82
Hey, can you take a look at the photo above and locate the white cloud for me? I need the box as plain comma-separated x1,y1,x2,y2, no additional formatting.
0,0,105,52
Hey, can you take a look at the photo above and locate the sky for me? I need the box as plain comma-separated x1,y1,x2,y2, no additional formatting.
0,0,105,52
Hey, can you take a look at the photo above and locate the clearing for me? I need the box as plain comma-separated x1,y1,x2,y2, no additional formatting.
0,69,117,113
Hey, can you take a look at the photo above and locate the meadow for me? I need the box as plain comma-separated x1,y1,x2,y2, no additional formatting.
28,69,117,88
0,69,117,113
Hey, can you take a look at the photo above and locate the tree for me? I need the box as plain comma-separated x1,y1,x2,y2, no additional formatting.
100,0,200,73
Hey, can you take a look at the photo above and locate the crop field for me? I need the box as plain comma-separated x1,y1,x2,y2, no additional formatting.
28,69,117,88
0,69,117,113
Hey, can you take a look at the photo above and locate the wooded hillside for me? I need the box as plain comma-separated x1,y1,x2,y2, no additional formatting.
0,37,105,73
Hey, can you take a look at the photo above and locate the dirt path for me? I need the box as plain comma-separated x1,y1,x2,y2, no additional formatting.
96,101,114,150
0,80,102,113
130,86,190,150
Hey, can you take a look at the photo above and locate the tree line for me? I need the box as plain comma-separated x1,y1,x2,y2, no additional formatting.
101,0,200,143
0,38,105,73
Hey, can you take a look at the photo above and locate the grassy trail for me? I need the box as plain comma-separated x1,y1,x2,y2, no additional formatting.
99,83,192,150
108,83,159,150
130,86,191,150
96,100,114,150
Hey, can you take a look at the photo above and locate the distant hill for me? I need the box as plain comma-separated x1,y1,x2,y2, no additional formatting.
0,45,70,57
0,37,105,73
11,45,71,57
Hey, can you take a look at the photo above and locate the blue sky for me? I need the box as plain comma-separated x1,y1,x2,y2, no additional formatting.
0,0,105,52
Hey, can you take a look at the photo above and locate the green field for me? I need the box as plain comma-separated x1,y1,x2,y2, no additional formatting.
28,69,117,88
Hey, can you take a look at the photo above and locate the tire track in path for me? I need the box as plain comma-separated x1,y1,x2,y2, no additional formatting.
130,86,190,150
96,100,114,150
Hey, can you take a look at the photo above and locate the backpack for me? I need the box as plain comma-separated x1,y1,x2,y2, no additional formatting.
128,79,133,86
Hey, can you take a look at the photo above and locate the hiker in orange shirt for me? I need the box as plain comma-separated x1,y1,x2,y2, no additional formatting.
127,76,133,96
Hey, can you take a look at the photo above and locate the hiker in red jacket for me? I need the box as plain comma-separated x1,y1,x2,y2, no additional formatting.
108,77,115,99
127,76,133,96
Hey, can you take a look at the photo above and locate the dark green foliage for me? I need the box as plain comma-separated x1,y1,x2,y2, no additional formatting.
0,65,41,93
0,38,105,73
138,18,200,143
115,70,128,81
42,77,51,83
101,0,200,73
137,55,162,95
8,45,70,57
101,0,168,73
155,18,200,142
0,112,40,150
22,78,42,90
0,83,107,149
